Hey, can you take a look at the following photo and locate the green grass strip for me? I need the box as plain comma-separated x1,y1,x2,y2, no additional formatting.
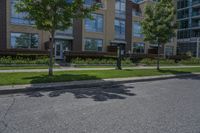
0,66,60,70
0,67,199,86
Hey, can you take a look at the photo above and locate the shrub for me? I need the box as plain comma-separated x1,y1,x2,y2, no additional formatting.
71,57,200,66
179,58,200,65
0,56,50,65
71,57,133,65
122,58,132,65
139,58,176,65
139,58,157,65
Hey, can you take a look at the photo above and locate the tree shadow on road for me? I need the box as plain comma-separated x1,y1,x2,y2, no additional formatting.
25,84,136,102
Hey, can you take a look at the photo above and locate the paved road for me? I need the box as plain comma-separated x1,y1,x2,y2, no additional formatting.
0,76,200,133
0,65,199,73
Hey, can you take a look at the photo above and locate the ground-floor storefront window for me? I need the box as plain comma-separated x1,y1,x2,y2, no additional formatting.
84,38,103,52
10,32,39,49
177,42,197,56
132,42,145,54
165,46,174,56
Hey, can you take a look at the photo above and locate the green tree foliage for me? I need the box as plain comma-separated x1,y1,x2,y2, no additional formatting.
15,0,100,75
141,0,177,70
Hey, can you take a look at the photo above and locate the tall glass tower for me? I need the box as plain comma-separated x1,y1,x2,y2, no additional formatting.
177,0,200,57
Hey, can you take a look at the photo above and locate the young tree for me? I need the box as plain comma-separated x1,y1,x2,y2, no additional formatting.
141,0,177,70
15,0,99,76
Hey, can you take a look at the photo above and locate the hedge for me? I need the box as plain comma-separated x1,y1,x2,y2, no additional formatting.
0,56,50,65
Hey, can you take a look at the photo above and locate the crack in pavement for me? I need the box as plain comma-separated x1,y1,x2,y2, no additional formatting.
0,95,16,133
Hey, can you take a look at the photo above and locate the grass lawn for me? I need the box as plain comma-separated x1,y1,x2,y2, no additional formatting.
75,64,200,68
0,67,199,86
0,66,60,70
75,65,136,68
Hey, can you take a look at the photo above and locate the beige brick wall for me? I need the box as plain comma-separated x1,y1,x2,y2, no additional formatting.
6,0,49,50
82,0,115,52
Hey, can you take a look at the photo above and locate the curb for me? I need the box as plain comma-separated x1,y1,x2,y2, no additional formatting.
0,73,199,95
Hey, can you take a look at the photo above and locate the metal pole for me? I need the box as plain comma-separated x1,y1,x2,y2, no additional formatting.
116,44,122,70
156,37,160,70
197,38,200,58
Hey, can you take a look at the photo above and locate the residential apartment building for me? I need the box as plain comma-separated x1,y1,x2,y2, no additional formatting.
0,0,176,59
177,0,200,57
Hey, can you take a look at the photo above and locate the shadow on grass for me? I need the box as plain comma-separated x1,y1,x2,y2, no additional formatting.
23,74,101,84
158,69,192,75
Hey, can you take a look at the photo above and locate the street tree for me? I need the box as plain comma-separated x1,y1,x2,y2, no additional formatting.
15,0,99,76
141,0,177,70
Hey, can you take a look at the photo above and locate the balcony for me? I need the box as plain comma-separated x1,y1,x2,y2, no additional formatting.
192,0,200,5
191,23,200,28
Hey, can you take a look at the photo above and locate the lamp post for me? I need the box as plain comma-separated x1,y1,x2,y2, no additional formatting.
156,37,160,70
197,38,200,58
116,43,122,70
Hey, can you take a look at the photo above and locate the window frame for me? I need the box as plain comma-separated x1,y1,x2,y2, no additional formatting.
84,38,103,52
10,32,40,49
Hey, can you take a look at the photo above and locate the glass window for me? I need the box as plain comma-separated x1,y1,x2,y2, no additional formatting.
165,46,174,56
84,0,104,8
132,42,145,53
10,0,34,25
84,0,95,5
115,0,126,12
84,38,103,52
85,13,103,32
131,0,144,3
115,0,126,19
66,0,73,4
133,21,143,38
132,9,141,16
10,32,39,49
115,19,125,39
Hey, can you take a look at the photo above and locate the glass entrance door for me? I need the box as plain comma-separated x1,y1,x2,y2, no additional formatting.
55,41,62,59
55,39,72,59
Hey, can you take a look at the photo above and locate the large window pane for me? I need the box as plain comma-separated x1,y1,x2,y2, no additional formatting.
85,14,103,32
132,42,145,53
115,19,125,39
84,38,103,52
115,0,126,19
133,21,143,38
10,0,34,25
11,32,39,49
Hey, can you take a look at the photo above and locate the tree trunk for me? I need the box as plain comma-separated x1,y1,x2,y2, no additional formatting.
157,43,160,70
49,33,55,76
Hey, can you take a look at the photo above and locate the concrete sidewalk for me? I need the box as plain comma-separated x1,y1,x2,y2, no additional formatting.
0,73,199,95
0,65,199,73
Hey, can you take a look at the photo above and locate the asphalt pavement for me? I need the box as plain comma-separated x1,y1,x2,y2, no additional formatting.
0,76,200,133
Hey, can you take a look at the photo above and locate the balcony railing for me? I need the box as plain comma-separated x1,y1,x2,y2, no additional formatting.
192,23,200,27
192,11,200,17
192,0,200,5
